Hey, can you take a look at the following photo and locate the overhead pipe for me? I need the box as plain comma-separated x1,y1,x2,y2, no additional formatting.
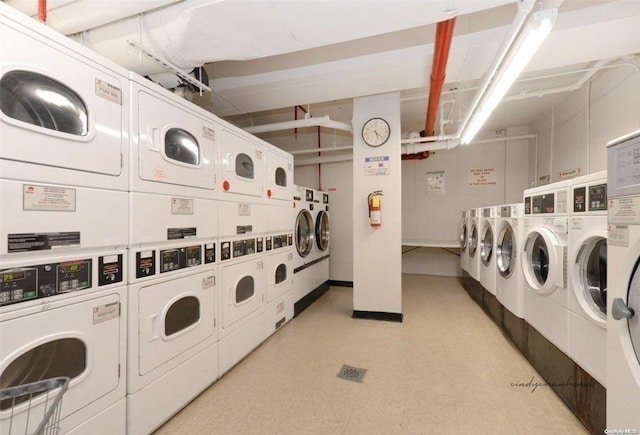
424,17,456,137
38,0,47,23
294,154,354,167
244,115,352,134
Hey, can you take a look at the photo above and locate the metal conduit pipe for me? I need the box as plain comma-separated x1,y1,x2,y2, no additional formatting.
244,115,352,134
38,0,47,22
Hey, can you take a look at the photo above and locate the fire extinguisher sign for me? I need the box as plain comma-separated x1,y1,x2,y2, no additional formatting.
365,156,390,176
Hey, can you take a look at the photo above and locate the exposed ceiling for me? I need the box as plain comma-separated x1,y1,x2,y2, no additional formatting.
6,0,640,140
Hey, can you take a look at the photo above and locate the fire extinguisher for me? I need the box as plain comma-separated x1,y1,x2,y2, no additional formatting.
368,190,383,227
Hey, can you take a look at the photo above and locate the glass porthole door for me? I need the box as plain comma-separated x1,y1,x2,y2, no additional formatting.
523,228,562,294
575,237,607,322
295,210,313,258
460,223,468,251
480,223,494,265
469,224,478,257
497,223,515,278
315,211,330,252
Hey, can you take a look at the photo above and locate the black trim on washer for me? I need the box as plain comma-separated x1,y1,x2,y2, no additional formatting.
293,255,330,273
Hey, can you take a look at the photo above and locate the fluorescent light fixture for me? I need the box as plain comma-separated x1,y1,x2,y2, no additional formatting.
461,8,557,145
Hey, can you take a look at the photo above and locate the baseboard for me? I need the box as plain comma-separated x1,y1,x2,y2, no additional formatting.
329,280,353,288
294,281,330,317
352,310,403,322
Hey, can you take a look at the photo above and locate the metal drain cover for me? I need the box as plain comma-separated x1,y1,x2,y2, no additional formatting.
337,364,367,383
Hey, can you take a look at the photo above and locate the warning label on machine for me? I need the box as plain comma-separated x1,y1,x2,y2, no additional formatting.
167,227,197,240
8,232,81,252
23,184,76,212
608,196,640,224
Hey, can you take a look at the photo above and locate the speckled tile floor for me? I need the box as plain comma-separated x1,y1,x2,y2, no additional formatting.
154,274,587,434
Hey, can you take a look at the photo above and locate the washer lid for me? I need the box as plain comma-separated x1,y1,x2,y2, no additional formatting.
497,223,515,278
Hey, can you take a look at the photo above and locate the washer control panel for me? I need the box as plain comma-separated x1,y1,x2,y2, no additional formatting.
159,245,202,273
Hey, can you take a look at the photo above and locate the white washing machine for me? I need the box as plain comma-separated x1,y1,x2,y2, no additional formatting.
495,203,525,318
129,72,217,200
606,130,640,430
0,248,127,435
126,241,217,435
263,203,294,340
293,185,315,305
0,4,129,258
218,122,265,202
568,171,608,386
480,206,499,295
460,210,470,273
313,190,331,292
468,208,482,281
218,200,266,376
522,181,571,353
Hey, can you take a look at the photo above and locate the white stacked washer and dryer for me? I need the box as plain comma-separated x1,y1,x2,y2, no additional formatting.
217,123,268,375
479,206,498,295
312,190,331,293
0,4,128,433
263,146,295,339
606,130,640,430
521,180,571,353
567,171,608,386
495,204,525,318
293,185,316,308
126,72,219,434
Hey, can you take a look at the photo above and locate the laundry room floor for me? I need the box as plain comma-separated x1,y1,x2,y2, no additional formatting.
155,274,587,434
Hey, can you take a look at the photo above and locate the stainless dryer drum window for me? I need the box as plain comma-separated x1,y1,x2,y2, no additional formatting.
497,223,515,278
295,210,313,257
275,167,287,187
469,223,478,256
480,224,494,265
315,211,330,251
165,128,200,165
275,264,287,284
235,153,254,179
579,237,607,318
1,70,88,136
529,233,550,286
460,222,468,251
165,296,200,336
236,276,255,304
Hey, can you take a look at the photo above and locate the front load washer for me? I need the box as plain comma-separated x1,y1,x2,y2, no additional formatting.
129,72,217,200
313,190,330,292
606,130,640,430
460,210,470,273
0,4,128,258
468,208,482,281
568,171,608,386
522,181,571,353
293,185,315,305
0,248,127,435
480,206,499,295
126,241,217,435
218,200,266,376
263,203,294,340
218,123,265,202
495,203,525,318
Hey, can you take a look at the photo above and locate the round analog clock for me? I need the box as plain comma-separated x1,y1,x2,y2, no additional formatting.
362,117,390,147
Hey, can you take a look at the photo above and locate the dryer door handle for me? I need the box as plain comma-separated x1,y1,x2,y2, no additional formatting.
612,297,634,320
149,314,161,340
147,127,160,151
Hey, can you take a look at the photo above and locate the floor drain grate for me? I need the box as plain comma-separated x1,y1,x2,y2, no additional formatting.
337,364,367,383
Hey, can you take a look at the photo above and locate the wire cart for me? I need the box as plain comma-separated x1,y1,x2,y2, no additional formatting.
0,377,70,435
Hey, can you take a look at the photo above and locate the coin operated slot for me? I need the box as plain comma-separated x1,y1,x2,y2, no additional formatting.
136,251,156,278
266,236,273,251
257,237,264,253
221,242,231,261
205,243,216,264
99,254,123,286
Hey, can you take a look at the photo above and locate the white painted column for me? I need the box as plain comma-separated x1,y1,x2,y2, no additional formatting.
352,92,402,321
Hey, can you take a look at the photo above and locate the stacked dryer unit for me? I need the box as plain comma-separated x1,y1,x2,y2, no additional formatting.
263,146,295,339
495,204,525,318
467,208,482,281
459,210,470,273
567,171,608,386
312,190,331,293
217,124,267,375
293,185,316,311
126,72,219,434
0,4,128,433
606,130,640,430
521,181,571,353
479,206,499,295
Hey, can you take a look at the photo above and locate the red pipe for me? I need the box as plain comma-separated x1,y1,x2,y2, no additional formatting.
38,0,47,22
425,17,456,137
401,151,430,161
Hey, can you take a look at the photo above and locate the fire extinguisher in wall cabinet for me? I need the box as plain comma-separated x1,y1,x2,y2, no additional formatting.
368,190,383,227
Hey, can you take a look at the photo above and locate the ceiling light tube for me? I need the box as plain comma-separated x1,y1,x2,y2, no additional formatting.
460,8,557,145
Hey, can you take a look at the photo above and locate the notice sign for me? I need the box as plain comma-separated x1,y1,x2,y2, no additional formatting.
608,196,640,224
468,168,496,187
365,156,390,176
558,167,582,180
426,171,445,196
23,184,76,212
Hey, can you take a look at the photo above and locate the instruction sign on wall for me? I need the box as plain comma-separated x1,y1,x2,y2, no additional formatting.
426,171,445,196
558,167,581,180
468,168,496,187
365,156,390,176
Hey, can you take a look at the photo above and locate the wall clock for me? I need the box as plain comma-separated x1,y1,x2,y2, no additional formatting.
362,117,390,147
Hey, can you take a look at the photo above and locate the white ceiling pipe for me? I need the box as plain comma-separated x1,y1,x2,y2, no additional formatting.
294,154,354,167
290,146,355,155
244,115,352,134
401,139,459,154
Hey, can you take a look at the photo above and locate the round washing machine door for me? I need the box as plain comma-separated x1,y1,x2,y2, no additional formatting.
522,227,563,294
469,223,478,257
616,262,640,368
480,221,494,266
573,235,607,323
295,209,314,257
315,210,330,252
497,222,516,278
460,222,468,252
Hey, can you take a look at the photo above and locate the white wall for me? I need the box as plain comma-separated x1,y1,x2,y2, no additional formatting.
531,60,640,181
